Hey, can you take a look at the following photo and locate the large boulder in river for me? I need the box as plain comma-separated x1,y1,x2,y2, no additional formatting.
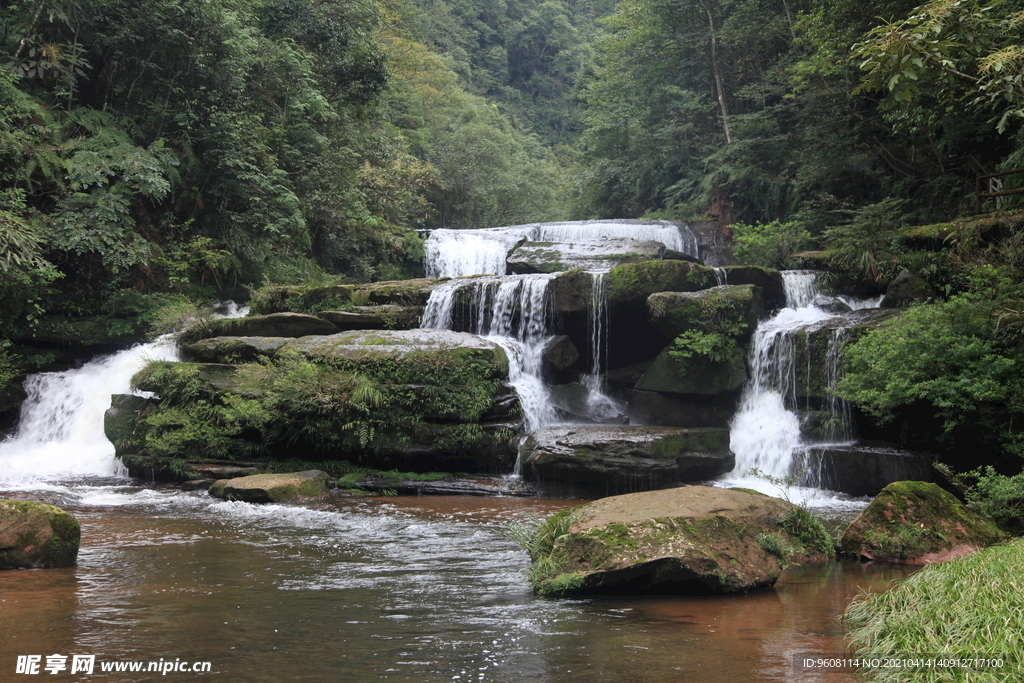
0,499,80,568
520,426,733,498
184,336,291,362
208,470,331,504
606,260,717,313
839,481,1007,564
531,486,808,596
634,346,747,396
720,266,786,310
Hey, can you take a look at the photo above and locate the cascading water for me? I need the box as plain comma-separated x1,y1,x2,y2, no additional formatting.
422,275,558,433
423,219,699,279
725,273,833,482
723,273,881,502
0,303,248,486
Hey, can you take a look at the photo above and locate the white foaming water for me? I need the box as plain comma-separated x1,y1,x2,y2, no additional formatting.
0,303,248,486
725,273,837,500
839,294,886,310
423,220,699,278
0,336,180,484
421,275,558,434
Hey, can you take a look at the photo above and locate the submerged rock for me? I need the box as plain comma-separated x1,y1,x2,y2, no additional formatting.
520,426,733,498
839,481,1007,564
0,499,80,568
532,486,804,595
208,470,331,504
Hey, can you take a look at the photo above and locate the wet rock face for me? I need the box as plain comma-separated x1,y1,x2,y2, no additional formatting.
0,499,81,568
535,486,799,595
520,426,733,498
839,481,1007,564
208,470,331,504
507,239,666,274
204,312,340,338
793,443,934,497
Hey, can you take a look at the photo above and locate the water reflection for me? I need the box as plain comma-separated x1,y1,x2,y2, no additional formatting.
0,487,915,682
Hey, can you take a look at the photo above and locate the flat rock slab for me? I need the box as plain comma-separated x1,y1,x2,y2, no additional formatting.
521,425,733,498
508,238,666,274
839,481,1007,564
278,329,507,370
185,336,290,362
0,499,81,568
319,305,423,331
209,470,331,504
205,312,340,338
539,486,796,595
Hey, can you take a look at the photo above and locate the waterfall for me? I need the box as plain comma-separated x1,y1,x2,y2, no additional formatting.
0,303,248,485
727,273,835,480
713,267,728,286
0,337,179,484
423,220,700,278
421,275,558,432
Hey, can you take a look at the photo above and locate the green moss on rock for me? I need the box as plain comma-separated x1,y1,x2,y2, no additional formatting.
0,499,81,568
839,481,1007,563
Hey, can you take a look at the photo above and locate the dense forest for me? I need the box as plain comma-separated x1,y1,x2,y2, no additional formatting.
2,0,1024,470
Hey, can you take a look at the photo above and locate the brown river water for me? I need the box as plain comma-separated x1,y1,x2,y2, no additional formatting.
0,485,917,683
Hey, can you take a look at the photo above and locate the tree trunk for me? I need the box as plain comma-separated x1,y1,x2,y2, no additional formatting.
700,0,732,145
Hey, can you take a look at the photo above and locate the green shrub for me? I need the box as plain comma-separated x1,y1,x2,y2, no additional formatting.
730,220,812,269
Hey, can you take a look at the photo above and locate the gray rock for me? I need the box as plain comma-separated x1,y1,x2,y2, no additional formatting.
547,383,629,424
647,285,762,343
507,238,666,274
627,389,737,429
208,470,331,503
812,295,853,314
521,425,733,498
792,442,934,497
318,305,423,331
541,335,580,379
720,266,786,309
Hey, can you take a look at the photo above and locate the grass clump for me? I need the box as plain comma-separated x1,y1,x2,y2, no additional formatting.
844,538,1024,682
502,506,585,596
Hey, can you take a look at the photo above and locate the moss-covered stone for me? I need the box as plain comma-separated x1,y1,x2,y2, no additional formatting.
184,336,291,363
199,312,340,339
720,266,786,310
880,269,937,308
0,499,81,568
529,486,814,596
104,394,155,456
606,260,716,312
319,305,423,331
634,345,747,395
839,481,1008,563
208,470,331,503
647,285,763,343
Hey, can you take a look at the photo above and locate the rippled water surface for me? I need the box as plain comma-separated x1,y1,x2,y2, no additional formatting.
0,485,916,682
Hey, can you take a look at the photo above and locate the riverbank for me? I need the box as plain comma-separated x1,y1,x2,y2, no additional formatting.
844,537,1024,683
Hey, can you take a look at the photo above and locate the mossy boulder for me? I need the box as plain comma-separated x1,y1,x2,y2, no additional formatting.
350,278,441,306
627,389,738,429
520,426,734,498
606,260,716,313
318,305,423,331
647,285,763,343
0,499,81,568
839,481,1008,564
208,470,331,503
634,345,747,395
548,269,595,313
201,312,339,339
881,269,937,308
720,266,786,310
531,486,808,596
184,336,291,363
276,330,508,371
104,394,155,456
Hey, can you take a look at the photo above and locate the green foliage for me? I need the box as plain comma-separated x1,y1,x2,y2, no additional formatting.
937,463,1024,533
779,507,837,558
844,538,1024,682
836,276,1024,457
502,506,584,562
730,220,812,269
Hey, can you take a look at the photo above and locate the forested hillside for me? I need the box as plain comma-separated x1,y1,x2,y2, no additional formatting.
3,0,1024,459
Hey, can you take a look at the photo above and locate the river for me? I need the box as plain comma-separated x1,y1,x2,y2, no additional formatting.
1,482,915,682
